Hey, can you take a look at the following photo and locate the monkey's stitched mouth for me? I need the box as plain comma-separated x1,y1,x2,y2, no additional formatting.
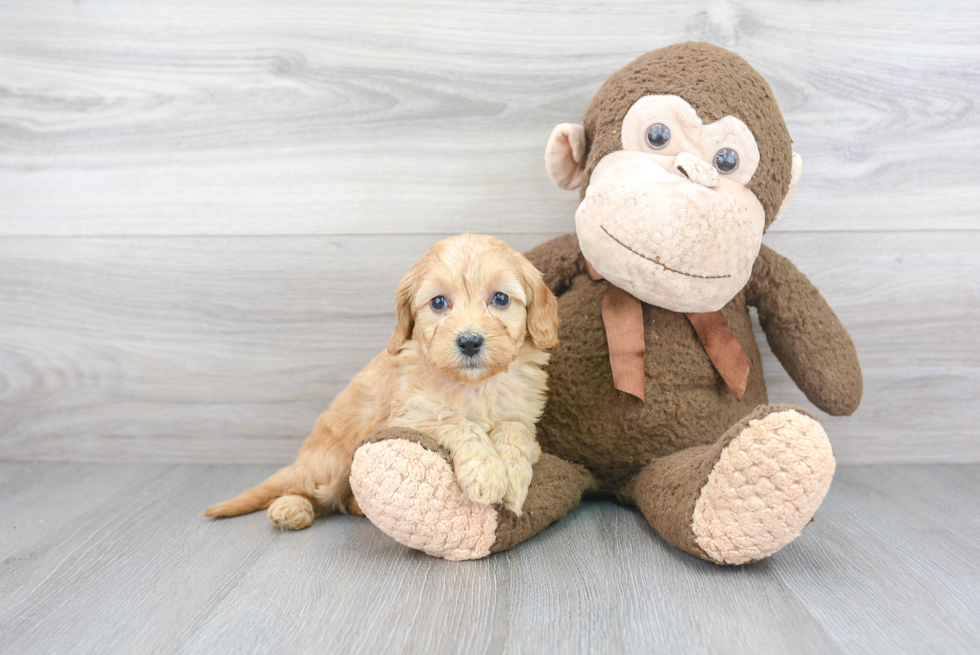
600,225,731,280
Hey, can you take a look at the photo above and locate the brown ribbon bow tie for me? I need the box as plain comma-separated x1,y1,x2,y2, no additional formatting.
584,260,750,403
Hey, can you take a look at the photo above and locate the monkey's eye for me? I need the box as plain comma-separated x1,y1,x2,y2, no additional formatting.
491,292,510,308
430,296,449,311
713,148,739,174
645,123,671,150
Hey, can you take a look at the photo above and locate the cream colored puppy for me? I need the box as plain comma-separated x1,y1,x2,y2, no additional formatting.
202,234,558,530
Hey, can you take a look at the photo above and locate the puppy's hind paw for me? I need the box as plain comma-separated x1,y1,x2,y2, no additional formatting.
268,495,315,530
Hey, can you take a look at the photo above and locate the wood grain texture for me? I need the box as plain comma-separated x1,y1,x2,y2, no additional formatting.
0,463,977,653
776,465,980,652
1,0,979,236
0,461,164,557
1,0,978,465
1,231,977,464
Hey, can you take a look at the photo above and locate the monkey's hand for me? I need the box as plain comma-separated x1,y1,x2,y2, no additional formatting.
746,245,863,416
524,234,585,297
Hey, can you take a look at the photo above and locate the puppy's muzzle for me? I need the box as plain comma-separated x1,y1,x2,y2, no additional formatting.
456,333,484,358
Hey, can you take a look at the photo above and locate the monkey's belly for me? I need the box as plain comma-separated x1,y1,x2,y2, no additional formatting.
536,274,767,493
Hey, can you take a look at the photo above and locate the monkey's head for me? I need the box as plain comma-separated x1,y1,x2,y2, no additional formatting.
545,42,802,313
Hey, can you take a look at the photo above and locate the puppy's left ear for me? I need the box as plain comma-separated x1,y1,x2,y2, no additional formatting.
521,258,559,349
387,266,420,354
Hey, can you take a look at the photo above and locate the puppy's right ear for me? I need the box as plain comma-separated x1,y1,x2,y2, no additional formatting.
387,266,420,354
545,123,586,190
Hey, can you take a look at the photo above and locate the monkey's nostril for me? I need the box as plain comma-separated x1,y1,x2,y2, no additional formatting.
456,333,484,357
676,165,690,180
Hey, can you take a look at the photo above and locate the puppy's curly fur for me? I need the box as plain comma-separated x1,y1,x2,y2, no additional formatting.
202,234,558,529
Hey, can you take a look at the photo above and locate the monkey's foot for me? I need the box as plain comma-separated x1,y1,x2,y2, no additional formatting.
350,437,498,561
691,407,836,565
350,428,595,560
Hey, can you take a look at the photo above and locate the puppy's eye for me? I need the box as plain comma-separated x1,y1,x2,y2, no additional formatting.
645,123,671,150
491,292,510,308
429,296,449,311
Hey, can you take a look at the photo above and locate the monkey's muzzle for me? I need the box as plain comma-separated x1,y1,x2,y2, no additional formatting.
575,151,766,313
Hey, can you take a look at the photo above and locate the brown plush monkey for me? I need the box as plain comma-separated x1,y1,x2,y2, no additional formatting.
349,42,862,564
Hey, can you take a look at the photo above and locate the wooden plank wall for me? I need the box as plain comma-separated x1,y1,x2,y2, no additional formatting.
1,0,978,463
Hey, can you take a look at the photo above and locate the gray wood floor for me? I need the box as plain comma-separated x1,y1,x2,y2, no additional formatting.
1,463,977,654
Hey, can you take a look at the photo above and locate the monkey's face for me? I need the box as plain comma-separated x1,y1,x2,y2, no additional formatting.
546,93,801,314
577,94,765,313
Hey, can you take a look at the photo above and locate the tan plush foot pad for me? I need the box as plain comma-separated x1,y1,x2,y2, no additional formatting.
350,439,498,561
692,409,836,565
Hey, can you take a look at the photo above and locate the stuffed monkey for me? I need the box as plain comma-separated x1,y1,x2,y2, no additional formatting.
349,42,862,564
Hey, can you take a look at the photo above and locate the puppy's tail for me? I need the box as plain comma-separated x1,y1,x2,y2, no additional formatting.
200,467,294,518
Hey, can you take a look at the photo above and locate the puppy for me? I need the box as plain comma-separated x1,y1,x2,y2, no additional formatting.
202,234,559,530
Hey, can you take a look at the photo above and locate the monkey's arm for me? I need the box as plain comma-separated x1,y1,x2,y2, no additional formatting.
524,234,585,297
745,245,862,416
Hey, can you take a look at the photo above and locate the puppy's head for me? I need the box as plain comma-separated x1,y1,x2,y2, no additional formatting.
387,234,558,381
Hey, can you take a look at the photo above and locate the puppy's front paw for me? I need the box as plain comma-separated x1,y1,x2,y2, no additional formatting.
454,451,508,507
490,424,540,516
268,495,315,530
501,453,534,516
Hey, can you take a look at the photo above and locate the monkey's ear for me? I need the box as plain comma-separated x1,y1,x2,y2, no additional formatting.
545,123,587,190
386,267,420,354
772,152,803,225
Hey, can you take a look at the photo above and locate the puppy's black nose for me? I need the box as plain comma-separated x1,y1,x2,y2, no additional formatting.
457,333,484,357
